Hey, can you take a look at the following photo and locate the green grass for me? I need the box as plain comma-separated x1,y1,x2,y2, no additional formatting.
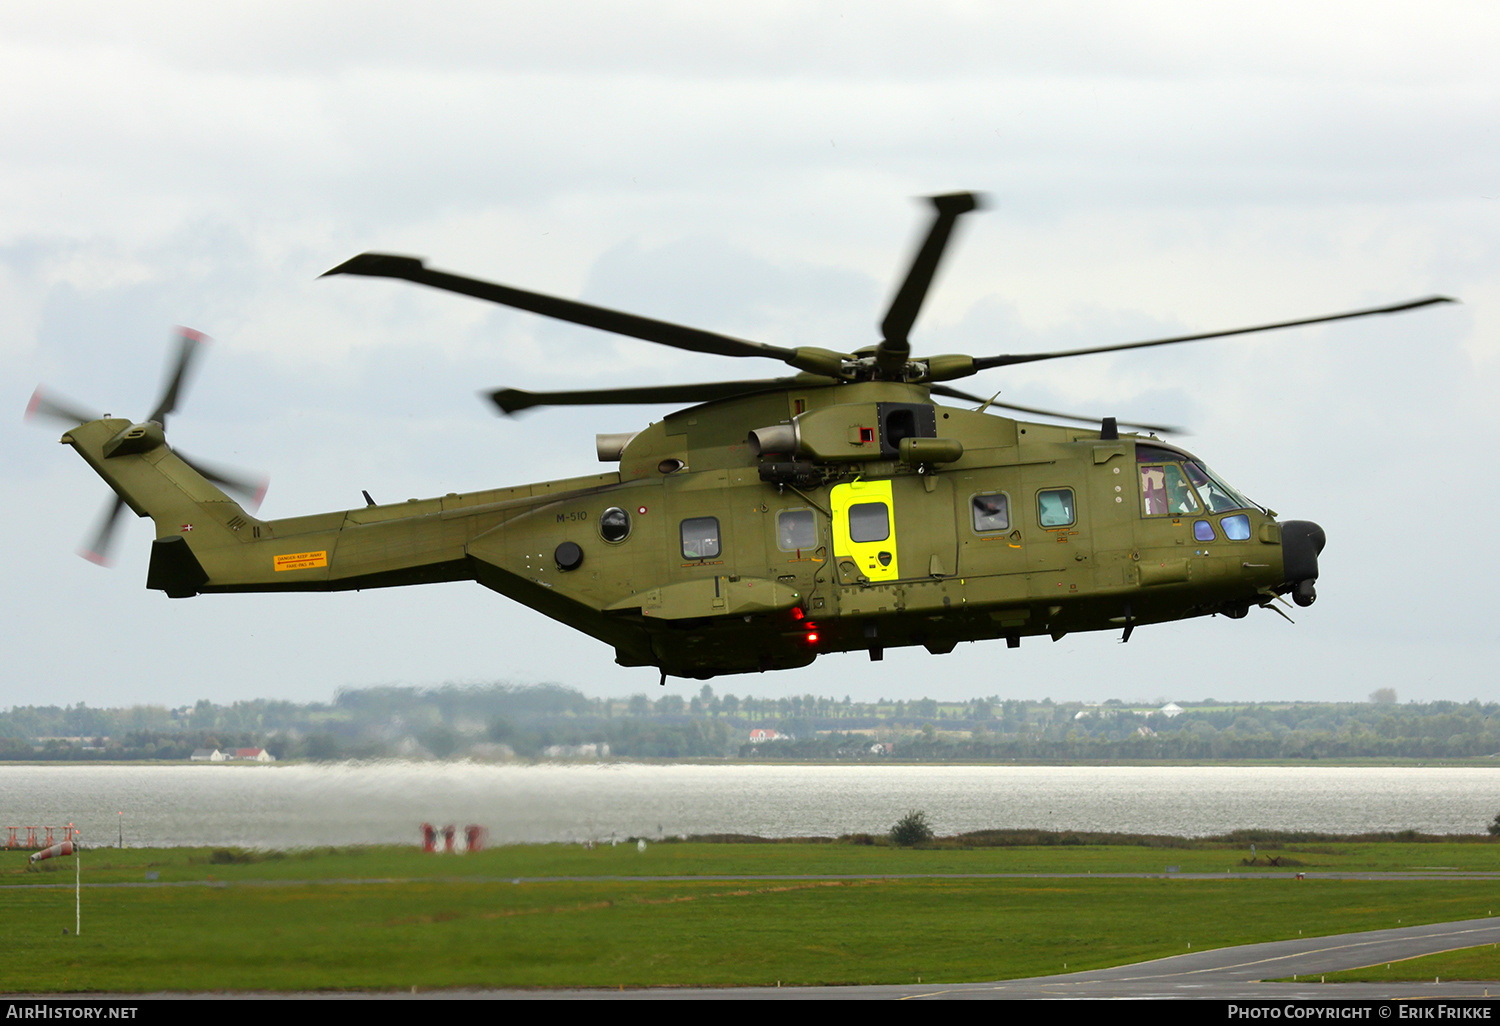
11,835,1499,887
1316,945,1500,985
4,842,1500,992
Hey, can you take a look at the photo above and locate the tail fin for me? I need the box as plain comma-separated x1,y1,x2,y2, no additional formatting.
61,418,261,597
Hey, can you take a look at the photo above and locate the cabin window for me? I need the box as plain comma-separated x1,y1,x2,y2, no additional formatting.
1193,519,1215,542
970,492,1010,532
599,507,631,543
1037,488,1075,528
848,502,890,544
777,509,817,551
680,517,721,560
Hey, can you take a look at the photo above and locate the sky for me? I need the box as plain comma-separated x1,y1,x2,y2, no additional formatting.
4,1,1497,709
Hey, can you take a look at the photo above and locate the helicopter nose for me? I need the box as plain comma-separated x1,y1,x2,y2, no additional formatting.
1280,520,1326,607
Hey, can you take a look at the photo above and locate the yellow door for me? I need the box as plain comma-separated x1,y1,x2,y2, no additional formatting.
830,480,899,582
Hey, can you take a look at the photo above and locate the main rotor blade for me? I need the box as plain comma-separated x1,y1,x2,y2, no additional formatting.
879,193,982,354
930,384,1185,435
26,387,100,426
490,377,825,415
79,495,127,566
972,296,1457,371
146,327,209,427
325,254,805,364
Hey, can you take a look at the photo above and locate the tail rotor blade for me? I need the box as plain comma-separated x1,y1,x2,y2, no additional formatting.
146,327,210,427
25,387,100,427
177,450,268,511
78,495,127,566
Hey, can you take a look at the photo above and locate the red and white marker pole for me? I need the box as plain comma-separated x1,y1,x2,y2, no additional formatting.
30,825,82,935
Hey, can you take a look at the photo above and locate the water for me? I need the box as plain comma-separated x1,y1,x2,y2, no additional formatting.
3,762,1498,849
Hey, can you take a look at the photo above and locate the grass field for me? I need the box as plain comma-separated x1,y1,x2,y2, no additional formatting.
5,841,1500,993
1319,946,1500,985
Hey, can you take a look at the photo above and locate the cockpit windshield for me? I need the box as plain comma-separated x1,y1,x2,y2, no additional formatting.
1137,444,1259,517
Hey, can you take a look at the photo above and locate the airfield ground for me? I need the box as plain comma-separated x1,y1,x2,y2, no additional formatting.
5,841,1500,993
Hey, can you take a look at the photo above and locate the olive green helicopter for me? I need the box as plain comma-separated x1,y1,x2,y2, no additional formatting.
30,193,1451,682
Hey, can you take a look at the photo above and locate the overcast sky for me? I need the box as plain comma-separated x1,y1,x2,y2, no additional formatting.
5,2,1496,709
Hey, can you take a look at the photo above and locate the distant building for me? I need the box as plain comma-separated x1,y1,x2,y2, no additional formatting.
748,729,783,741
192,748,274,762
1159,703,1184,718
541,743,609,759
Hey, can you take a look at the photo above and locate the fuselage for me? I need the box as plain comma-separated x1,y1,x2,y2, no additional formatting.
63,380,1319,680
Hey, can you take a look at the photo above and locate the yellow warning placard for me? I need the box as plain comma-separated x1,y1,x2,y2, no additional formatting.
274,551,328,572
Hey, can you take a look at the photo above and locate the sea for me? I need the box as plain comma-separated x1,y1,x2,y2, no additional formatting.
2,762,1498,850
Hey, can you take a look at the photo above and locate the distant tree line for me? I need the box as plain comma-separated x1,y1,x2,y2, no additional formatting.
0,684,1496,762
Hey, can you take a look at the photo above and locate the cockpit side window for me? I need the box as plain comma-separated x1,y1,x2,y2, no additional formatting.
1140,465,1168,516
1139,463,1201,516
1138,443,1257,517
1184,461,1251,513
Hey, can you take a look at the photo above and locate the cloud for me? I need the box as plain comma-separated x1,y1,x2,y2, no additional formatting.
4,3,1497,707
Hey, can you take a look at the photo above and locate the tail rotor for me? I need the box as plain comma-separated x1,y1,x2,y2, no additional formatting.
27,327,266,565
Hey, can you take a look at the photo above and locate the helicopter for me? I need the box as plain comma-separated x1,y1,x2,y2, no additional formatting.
30,192,1452,682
